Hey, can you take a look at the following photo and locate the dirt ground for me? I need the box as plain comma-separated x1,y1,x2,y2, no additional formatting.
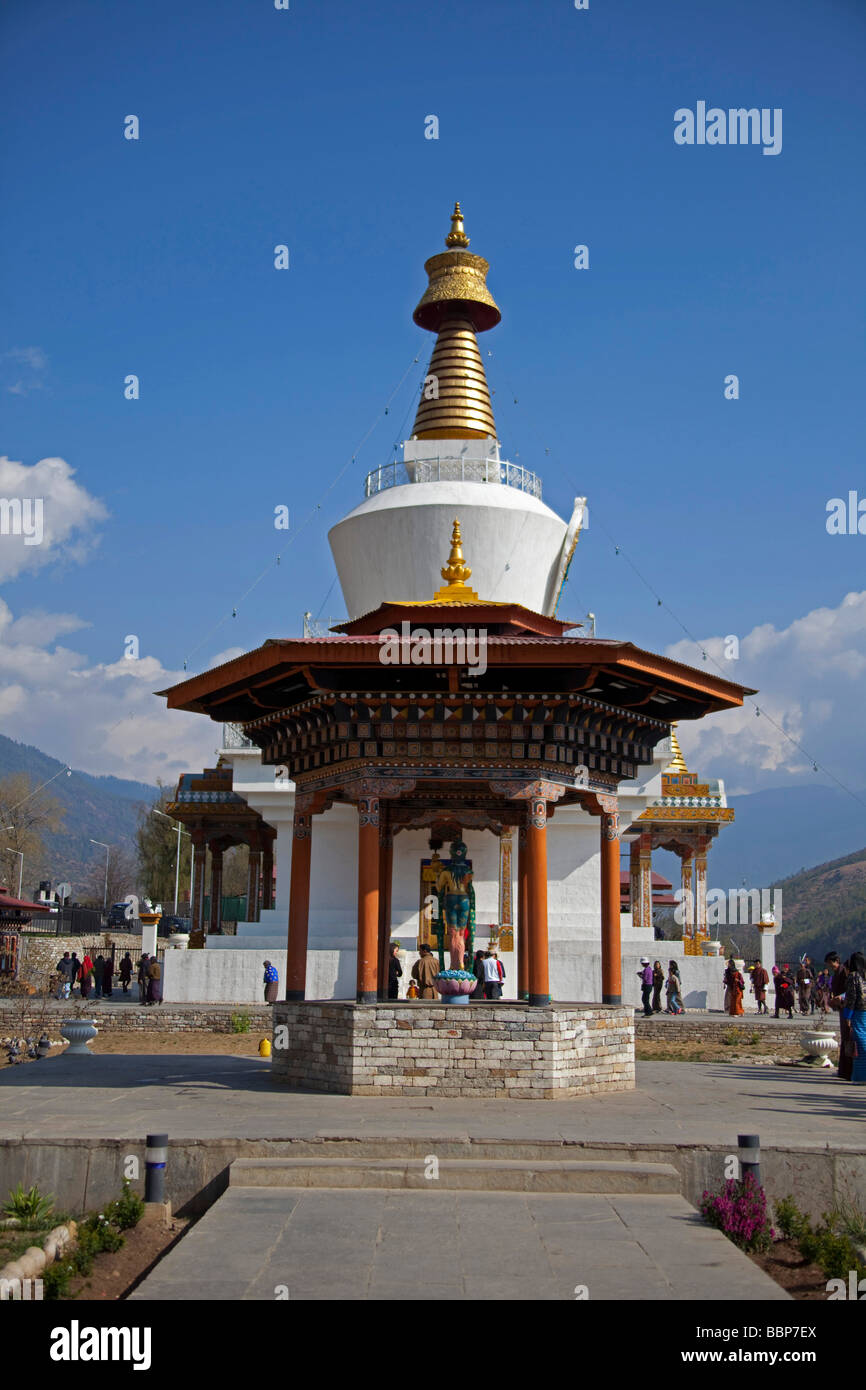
66,1216,191,1300
40,1032,268,1057
748,1240,832,1299
635,1038,805,1065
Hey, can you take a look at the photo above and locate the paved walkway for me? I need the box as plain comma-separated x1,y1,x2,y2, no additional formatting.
0,1054,861,1147
129,1187,789,1301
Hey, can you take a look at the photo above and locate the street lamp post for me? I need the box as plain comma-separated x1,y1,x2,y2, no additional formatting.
90,839,112,914
151,808,190,915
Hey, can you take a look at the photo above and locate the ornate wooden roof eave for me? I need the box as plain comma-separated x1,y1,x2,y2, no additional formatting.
159,630,755,724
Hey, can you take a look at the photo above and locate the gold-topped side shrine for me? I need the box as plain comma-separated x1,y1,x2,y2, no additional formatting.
412,203,500,441
432,518,479,602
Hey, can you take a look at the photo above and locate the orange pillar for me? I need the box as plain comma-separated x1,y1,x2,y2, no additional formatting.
600,801,622,1005
377,827,393,1001
517,825,528,1000
285,809,312,1001
357,795,380,1004
525,797,550,1007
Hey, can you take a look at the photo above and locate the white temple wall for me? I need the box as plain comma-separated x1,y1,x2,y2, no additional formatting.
162,943,727,1010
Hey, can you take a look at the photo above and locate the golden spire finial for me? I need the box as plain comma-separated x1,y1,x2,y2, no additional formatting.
412,204,501,439
432,518,479,602
445,201,470,249
665,724,689,774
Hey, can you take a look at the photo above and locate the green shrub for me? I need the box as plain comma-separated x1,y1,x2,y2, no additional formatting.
230,1010,252,1033
774,1196,866,1280
774,1195,810,1242
2,1183,55,1226
103,1180,145,1231
42,1261,74,1299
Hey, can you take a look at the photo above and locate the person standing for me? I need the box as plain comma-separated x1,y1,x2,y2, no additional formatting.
751,960,769,1015
146,955,162,1005
723,958,744,1016
665,961,684,1014
651,961,665,1013
93,954,105,999
637,957,654,1017
387,943,402,1001
471,948,486,999
796,958,813,1015
841,952,866,1085
774,968,795,1019
828,952,853,1082
102,954,113,999
55,951,73,1000
483,951,503,1000
69,952,81,996
411,943,439,1000
79,953,94,999
137,954,149,1003
119,952,133,995
263,960,279,1003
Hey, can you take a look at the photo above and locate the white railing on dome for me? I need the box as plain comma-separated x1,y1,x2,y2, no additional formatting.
222,723,255,749
364,458,543,500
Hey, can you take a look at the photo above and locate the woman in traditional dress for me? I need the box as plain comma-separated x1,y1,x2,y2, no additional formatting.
723,958,745,1016
651,961,665,1013
146,956,162,1005
827,953,852,1081
263,960,279,1003
842,952,866,1085
102,954,113,998
79,953,94,999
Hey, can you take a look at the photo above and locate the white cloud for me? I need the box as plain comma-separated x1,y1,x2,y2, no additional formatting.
2,346,48,395
0,456,108,581
666,590,866,791
0,600,220,783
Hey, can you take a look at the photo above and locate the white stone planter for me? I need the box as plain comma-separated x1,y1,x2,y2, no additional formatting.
701,941,723,956
60,1019,98,1056
167,933,190,950
801,1031,838,1066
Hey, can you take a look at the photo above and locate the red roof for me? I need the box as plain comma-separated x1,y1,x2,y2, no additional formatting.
0,886,51,912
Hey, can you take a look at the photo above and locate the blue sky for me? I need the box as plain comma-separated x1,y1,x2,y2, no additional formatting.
1,0,865,795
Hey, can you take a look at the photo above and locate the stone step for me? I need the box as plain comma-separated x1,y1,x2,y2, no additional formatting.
229,1156,680,1194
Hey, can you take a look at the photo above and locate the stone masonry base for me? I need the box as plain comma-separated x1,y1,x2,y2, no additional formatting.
271,1001,635,1098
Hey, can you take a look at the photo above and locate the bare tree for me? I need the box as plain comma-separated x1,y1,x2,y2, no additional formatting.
0,773,64,898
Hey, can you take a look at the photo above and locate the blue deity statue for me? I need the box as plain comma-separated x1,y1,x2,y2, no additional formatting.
435,839,476,970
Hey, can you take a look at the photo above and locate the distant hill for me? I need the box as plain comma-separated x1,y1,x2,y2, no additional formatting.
0,733,158,898
705,784,866,890
766,848,866,966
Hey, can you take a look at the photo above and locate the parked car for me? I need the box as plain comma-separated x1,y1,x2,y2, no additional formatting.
107,902,135,928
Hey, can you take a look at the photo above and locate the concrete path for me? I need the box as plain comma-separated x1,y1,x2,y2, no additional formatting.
130,1186,789,1301
0,1054,861,1149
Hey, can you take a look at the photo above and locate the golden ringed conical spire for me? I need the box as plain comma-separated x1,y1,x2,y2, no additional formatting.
665,724,689,774
412,204,500,441
432,519,479,602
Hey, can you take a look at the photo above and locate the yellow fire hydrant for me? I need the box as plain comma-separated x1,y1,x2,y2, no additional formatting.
258,1037,272,1058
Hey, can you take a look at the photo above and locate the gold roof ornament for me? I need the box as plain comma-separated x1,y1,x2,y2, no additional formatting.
412,203,500,440
665,724,689,774
432,518,480,602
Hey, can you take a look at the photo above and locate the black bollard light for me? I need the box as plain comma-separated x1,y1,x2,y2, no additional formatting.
737,1133,761,1186
144,1133,168,1203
